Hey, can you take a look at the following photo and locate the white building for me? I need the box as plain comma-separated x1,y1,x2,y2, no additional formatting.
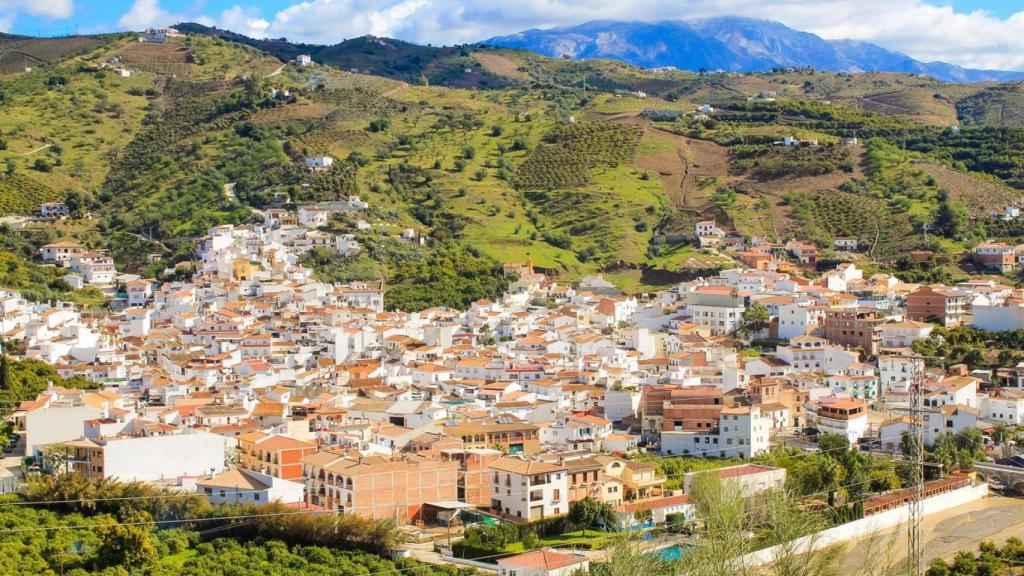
774,337,858,374
972,298,1024,332
296,54,313,66
877,355,925,396
72,432,226,482
196,468,304,505
39,202,70,218
489,456,568,521
40,241,85,264
777,301,819,340
347,196,369,211
305,156,333,171
298,205,331,228
980,390,1024,426
661,405,771,459
880,320,933,350
808,398,868,444
23,403,104,457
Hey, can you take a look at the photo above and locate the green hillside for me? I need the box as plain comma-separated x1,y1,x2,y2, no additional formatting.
3,28,1024,303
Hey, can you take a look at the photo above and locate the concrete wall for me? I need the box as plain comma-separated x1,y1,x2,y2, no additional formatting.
102,432,226,482
743,483,989,566
24,405,103,457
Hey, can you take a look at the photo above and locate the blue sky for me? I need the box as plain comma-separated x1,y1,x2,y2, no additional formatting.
6,0,1024,70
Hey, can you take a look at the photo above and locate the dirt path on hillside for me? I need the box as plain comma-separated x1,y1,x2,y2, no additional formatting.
382,82,410,99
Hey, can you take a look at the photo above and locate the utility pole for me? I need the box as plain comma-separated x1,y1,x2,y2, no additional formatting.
907,369,926,576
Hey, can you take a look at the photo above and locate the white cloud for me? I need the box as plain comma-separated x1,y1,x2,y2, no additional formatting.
117,0,176,29
110,0,1024,71
0,0,73,32
218,5,270,38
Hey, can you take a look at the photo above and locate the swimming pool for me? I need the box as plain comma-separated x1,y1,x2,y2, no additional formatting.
658,544,693,561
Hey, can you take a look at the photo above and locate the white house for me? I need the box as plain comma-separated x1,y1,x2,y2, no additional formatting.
614,494,693,530
833,237,859,251
296,54,313,66
335,234,361,257
980,389,1024,426
877,355,925,396
808,398,868,444
23,403,104,457
196,468,304,505
880,320,933,350
777,301,819,340
683,463,786,498
68,432,226,482
347,196,369,211
297,205,331,228
40,241,85,264
972,298,1024,332
305,156,333,171
880,404,979,448
489,456,568,521
39,202,70,219
661,405,771,459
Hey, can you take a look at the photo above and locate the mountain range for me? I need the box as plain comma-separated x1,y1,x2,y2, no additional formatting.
483,17,1024,83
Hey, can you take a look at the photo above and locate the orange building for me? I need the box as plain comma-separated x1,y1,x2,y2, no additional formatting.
564,456,604,503
303,451,459,521
906,285,966,327
823,308,884,355
737,250,774,270
236,432,317,481
440,448,503,506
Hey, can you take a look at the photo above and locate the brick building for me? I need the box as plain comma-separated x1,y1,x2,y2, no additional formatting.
236,432,317,481
303,451,458,521
823,308,883,355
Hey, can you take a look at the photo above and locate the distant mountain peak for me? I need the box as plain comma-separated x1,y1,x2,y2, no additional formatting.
484,18,1024,83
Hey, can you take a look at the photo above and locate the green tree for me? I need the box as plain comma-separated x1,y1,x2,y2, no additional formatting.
934,188,968,238
740,303,771,338
95,510,158,568
0,352,8,391
567,497,615,536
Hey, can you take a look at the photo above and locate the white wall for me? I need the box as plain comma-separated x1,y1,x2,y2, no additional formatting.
973,303,1024,332
742,483,988,567
601,390,641,422
102,432,226,481
24,405,103,457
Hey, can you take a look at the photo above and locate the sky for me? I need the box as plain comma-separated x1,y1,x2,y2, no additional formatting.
5,0,1024,71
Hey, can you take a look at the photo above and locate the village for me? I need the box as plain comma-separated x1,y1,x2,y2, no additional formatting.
4,190,1024,569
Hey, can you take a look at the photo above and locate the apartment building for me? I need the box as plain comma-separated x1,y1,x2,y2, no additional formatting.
661,405,771,459
808,398,868,444
906,285,966,327
236,432,318,481
303,452,458,521
444,420,541,455
440,448,503,507
823,308,884,355
489,456,568,521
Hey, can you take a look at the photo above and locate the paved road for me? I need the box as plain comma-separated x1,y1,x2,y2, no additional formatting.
841,496,1024,572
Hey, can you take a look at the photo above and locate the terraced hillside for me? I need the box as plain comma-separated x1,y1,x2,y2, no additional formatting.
0,33,111,73
4,27,1024,301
